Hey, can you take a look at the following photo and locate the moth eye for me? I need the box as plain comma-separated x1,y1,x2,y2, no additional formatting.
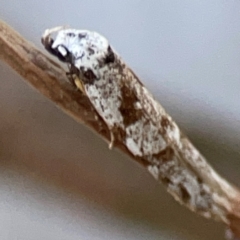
42,38,54,54
55,44,72,63
58,45,68,56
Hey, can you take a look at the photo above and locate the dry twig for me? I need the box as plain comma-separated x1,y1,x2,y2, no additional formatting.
0,20,240,238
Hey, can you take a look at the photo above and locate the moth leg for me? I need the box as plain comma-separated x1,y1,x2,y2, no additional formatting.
66,72,86,95
108,130,115,149
74,76,86,95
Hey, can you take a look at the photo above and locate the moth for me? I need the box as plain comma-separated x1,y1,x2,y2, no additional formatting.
41,26,170,153
41,27,229,223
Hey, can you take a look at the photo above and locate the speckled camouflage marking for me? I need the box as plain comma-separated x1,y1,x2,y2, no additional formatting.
42,27,230,222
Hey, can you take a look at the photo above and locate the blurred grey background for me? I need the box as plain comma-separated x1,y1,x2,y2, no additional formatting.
0,1,240,239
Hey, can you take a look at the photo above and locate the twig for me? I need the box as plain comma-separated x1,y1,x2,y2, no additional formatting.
0,20,240,238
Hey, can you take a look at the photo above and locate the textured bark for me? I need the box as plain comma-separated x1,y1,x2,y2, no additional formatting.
0,20,240,238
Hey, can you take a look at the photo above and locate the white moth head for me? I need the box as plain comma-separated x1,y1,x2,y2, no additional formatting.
42,27,115,80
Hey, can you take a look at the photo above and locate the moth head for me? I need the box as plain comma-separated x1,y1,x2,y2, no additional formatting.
42,28,115,72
